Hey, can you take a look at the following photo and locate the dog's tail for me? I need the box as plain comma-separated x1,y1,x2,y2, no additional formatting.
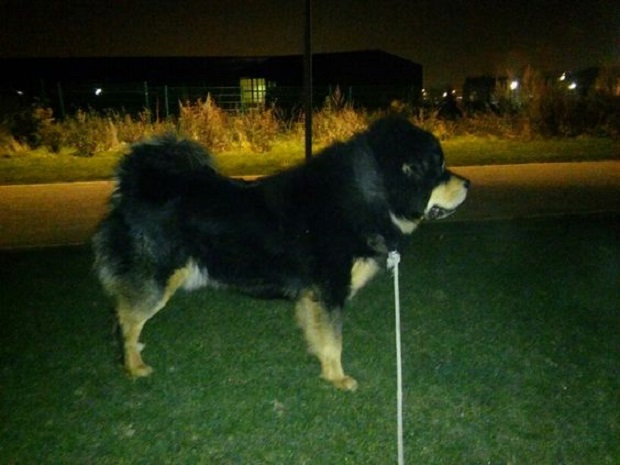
114,134,217,203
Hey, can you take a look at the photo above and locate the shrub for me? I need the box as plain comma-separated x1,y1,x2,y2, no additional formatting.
0,126,29,156
8,104,55,148
312,87,369,145
178,94,234,152
232,105,281,153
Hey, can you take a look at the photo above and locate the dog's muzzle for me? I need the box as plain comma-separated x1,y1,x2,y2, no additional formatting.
424,175,470,220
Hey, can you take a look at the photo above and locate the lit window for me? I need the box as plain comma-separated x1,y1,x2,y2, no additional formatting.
240,78,266,106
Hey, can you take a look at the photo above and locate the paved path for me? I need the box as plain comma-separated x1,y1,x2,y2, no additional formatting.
450,161,620,221
0,161,618,249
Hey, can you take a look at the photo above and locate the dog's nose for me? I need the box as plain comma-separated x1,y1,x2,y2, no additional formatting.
453,173,470,189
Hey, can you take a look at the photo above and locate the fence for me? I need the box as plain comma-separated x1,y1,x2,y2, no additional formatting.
0,81,421,119
50,82,246,119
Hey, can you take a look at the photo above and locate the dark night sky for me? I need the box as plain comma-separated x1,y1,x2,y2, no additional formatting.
0,0,618,88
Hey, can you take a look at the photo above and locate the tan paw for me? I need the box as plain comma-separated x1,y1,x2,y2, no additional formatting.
330,375,358,391
126,362,153,378
125,350,153,377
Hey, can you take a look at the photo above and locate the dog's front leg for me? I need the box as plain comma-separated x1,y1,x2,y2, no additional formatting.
295,291,358,391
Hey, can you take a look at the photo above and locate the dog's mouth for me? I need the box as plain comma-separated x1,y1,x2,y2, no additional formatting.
423,174,470,221
425,205,456,220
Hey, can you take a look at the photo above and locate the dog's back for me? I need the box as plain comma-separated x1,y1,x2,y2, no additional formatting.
112,134,217,204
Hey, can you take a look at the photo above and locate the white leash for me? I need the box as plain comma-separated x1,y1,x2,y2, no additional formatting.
387,250,404,465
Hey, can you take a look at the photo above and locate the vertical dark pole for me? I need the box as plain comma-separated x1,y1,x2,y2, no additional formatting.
164,85,170,118
39,78,47,102
303,0,312,161
56,81,66,120
144,81,151,121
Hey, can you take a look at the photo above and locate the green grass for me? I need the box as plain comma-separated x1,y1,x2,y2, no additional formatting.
0,147,121,185
441,135,619,166
0,136,618,185
1,215,618,464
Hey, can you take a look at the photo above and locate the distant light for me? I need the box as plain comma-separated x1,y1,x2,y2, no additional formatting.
442,91,448,98
559,72,566,81
568,82,577,90
16,90,24,96
509,80,519,91
95,88,103,96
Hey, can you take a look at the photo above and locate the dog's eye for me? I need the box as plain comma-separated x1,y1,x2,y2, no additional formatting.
402,163,414,176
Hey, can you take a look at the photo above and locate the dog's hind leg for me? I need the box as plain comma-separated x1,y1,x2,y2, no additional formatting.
295,291,358,391
117,298,159,377
117,266,195,377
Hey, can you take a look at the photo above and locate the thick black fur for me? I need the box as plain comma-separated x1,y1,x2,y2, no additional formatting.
93,116,468,388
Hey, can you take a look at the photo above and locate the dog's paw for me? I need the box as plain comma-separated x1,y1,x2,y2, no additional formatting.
125,361,153,378
331,375,358,392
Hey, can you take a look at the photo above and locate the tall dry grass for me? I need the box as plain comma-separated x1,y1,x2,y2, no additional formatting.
1,81,618,157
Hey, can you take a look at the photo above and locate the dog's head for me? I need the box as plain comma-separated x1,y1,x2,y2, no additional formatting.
366,117,470,233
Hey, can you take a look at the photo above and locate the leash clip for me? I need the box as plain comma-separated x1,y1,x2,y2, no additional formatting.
387,250,401,270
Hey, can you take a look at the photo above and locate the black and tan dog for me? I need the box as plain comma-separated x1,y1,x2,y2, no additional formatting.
93,116,469,391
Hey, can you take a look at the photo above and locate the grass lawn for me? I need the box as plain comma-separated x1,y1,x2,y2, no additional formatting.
0,136,618,185
0,214,618,464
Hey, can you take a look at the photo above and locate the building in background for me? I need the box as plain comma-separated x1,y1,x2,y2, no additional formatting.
0,51,422,118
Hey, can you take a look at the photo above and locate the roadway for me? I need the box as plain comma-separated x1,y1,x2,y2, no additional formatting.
0,161,618,249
